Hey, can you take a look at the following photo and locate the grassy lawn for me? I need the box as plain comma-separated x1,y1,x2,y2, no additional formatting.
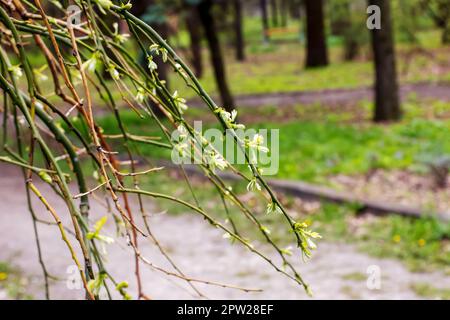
411,283,450,299
0,261,32,300
169,32,450,99
95,98,450,184
118,170,450,274
28,17,450,278
85,94,450,275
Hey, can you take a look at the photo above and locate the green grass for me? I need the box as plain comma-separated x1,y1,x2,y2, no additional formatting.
168,33,450,100
341,272,367,282
411,283,450,300
0,261,32,300
295,202,449,272
266,118,450,183
357,216,450,272
124,171,450,273
95,101,450,185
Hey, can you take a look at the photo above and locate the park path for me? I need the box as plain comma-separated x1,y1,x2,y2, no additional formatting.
190,82,450,108
1,164,450,300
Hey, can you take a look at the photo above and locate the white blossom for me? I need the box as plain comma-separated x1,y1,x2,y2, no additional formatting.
248,134,269,153
208,152,228,172
95,0,113,14
82,52,101,73
172,91,188,113
215,108,245,129
135,88,147,104
247,178,261,192
8,64,23,79
107,64,120,80
147,56,158,72
266,201,282,214
113,23,130,44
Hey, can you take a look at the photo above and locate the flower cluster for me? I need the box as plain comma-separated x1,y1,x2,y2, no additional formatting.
149,44,168,63
82,51,102,73
215,108,245,129
172,90,188,113
95,0,113,14
147,56,158,72
293,221,322,259
8,64,23,79
135,87,147,104
86,216,114,245
107,64,120,80
206,151,228,173
112,23,130,44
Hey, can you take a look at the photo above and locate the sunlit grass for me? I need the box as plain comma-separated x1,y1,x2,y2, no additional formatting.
96,98,450,184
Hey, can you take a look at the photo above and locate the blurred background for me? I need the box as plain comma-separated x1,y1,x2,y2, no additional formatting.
1,0,450,300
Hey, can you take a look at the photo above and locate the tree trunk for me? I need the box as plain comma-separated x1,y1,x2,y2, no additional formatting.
198,0,235,111
304,0,328,67
369,0,402,122
280,0,288,27
233,0,246,61
289,0,302,20
131,0,168,118
153,24,170,89
344,38,359,61
131,0,169,87
341,2,359,61
443,23,450,44
270,0,279,27
260,0,270,42
186,7,203,78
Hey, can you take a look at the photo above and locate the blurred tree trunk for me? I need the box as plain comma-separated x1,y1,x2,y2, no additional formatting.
369,0,402,122
422,0,450,44
131,0,169,89
270,0,279,27
344,35,359,61
198,0,235,111
439,0,450,44
186,7,203,78
280,0,288,27
233,0,246,61
289,0,302,20
131,0,168,117
339,2,360,61
444,26,450,44
304,0,328,67
260,0,270,42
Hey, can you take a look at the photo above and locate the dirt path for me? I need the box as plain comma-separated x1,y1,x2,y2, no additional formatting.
190,83,450,108
1,165,450,300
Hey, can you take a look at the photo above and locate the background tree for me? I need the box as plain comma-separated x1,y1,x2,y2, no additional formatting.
329,0,368,61
197,0,235,110
185,5,204,77
421,0,450,44
304,0,329,67
280,0,289,27
369,0,402,122
132,0,171,86
131,0,171,118
289,0,302,20
233,0,246,61
260,0,271,42
270,0,279,27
